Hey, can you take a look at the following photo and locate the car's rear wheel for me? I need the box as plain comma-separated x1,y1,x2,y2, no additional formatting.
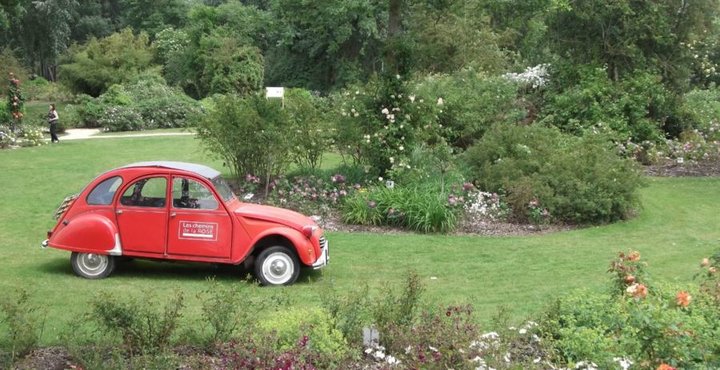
71,252,115,279
255,246,300,286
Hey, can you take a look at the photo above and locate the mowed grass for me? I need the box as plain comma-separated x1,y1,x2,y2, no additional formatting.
1,136,719,344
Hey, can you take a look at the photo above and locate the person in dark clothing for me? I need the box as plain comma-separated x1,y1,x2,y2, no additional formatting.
48,103,59,143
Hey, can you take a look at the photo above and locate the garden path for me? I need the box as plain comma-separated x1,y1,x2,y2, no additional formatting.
57,128,194,141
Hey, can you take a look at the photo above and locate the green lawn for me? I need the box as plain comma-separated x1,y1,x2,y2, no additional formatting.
1,136,719,344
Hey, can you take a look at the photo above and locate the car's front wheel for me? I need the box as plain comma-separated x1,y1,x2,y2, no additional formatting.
71,252,115,279
255,246,300,286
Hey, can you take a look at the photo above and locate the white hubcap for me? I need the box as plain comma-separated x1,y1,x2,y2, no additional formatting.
262,252,294,285
78,253,108,277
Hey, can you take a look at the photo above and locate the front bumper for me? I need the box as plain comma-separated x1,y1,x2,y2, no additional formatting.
41,239,49,248
312,237,329,269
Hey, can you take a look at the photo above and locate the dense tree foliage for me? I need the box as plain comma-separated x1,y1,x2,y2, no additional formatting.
59,28,155,96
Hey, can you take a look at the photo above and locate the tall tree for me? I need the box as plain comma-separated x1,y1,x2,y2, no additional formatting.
265,0,386,91
120,0,189,37
59,28,156,96
13,0,78,80
546,0,718,90
405,0,507,74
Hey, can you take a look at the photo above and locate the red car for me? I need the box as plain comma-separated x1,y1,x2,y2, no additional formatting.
42,161,329,285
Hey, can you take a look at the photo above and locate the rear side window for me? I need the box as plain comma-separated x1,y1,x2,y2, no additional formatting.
120,177,167,208
86,176,123,205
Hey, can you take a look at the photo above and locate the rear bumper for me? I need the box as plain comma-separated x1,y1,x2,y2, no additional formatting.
312,239,329,269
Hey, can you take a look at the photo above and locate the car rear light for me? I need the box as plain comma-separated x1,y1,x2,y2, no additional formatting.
302,225,318,238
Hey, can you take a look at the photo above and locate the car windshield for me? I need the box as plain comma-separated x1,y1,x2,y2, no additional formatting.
211,176,236,202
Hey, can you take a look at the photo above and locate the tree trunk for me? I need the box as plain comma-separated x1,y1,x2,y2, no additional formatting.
385,0,402,75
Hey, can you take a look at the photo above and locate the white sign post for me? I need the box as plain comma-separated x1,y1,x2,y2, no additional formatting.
265,87,285,108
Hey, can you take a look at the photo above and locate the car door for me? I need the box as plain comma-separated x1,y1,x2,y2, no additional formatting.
166,176,232,259
115,176,169,255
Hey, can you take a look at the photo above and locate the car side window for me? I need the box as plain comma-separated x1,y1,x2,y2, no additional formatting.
119,177,167,207
172,177,218,210
87,176,122,205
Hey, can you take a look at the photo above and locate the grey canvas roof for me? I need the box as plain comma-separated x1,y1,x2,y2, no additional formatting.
121,161,221,179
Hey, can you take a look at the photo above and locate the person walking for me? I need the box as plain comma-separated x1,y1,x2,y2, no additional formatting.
48,103,59,143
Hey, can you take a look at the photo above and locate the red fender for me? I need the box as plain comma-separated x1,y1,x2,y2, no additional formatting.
49,212,120,255
249,227,317,266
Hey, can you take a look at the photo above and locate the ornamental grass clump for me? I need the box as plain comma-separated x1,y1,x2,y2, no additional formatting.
341,185,460,233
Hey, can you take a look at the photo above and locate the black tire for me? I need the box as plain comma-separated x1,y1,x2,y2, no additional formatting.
254,246,300,286
70,252,115,279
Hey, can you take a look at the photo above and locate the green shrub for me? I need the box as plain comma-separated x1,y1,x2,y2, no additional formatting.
65,94,105,128
69,76,201,131
540,66,670,143
387,141,463,193
196,279,271,345
320,283,371,348
0,289,43,364
59,28,158,97
122,73,202,129
90,290,184,355
258,307,349,365
464,124,643,224
372,271,425,338
680,87,720,140
22,77,72,102
195,93,291,185
415,69,525,150
285,89,333,170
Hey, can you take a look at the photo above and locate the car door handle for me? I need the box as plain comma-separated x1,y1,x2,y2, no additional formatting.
116,210,123,215
170,212,176,217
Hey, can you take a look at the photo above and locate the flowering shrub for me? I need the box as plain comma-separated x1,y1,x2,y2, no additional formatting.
662,129,720,163
212,334,323,370
264,173,356,216
540,251,720,369
6,72,24,132
608,250,648,297
697,252,720,305
462,188,508,224
98,106,144,132
0,125,17,149
19,127,45,147
333,75,440,174
503,64,550,89
680,87,720,135
527,198,550,226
